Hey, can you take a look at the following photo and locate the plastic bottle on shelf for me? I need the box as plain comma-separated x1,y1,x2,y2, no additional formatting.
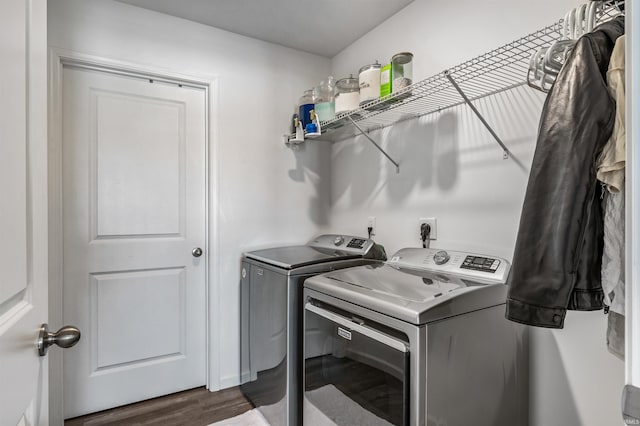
298,89,315,128
313,76,336,122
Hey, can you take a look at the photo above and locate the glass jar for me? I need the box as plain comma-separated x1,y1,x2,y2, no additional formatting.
335,75,360,114
314,76,335,122
391,52,413,94
298,89,315,128
358,61,382,105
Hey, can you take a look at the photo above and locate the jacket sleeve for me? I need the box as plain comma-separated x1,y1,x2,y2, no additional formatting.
506,27,618,328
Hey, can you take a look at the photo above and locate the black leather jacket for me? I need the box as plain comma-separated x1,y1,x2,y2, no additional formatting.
506,17,624,328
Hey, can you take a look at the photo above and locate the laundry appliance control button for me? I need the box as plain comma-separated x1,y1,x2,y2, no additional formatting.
433,250,450,265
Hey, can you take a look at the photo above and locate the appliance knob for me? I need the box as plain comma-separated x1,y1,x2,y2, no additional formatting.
433,250,450,265
334,236,345,246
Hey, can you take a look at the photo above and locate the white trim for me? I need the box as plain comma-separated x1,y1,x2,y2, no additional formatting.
206,52,222,393
47,46,65,426
627,0,640,388
47,48,221,423
219,374,242,390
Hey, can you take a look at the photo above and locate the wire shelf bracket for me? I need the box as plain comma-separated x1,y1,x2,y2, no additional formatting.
348,116,400,174
444,70,512,160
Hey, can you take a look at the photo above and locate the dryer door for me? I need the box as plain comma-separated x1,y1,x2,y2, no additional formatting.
304,302,409,426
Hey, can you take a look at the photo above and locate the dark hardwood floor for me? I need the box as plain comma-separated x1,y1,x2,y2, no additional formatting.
64,386,254,426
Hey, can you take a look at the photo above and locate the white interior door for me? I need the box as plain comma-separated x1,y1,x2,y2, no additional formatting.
0,0,49,424
62,66,207,418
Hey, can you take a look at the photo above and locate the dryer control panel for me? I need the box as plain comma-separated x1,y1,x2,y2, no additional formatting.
388,248,510,284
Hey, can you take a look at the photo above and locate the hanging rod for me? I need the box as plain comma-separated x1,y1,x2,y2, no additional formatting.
348,116,400,173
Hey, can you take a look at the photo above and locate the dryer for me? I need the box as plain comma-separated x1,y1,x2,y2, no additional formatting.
240,234,386,426
303,247,528,426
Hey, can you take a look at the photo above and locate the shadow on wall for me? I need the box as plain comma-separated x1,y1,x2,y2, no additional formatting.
384,115,438,202
331,111,459,207
434,112,459,190
332,133,380,206
455,86,543,173
328,85,545,209
287,141,331,225
529,329,581,426
292,85,542,215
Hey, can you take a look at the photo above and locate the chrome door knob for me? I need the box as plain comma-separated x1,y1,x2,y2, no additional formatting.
38,324,81,356
333,236,345,246
192,247,203,257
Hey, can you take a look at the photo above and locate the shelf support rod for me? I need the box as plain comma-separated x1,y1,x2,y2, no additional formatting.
445,70,515,161
348,116,400,173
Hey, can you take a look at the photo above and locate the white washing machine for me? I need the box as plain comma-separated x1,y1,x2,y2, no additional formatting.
240,234,387,426
303,247,528,426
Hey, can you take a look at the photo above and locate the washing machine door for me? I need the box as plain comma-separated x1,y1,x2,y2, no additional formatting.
304,302,409,426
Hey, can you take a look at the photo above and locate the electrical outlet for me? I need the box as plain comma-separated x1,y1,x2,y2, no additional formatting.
419,217,437,240
367,216,376,237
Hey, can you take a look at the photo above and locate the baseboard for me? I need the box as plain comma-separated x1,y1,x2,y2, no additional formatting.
219,374,241,390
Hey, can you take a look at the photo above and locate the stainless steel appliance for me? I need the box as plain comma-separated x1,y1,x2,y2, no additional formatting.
303,247,528,426
240,234,386,426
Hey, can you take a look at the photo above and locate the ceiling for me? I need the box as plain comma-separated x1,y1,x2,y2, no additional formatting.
115,0,414,57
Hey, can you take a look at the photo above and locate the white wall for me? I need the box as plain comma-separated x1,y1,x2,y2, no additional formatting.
48,0,331,390
329,0,625,425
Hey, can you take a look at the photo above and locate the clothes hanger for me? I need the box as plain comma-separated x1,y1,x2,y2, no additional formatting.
612,0,625,14
585,1,597,32
543,39,575,77
573,3,587,38
528,0,620,93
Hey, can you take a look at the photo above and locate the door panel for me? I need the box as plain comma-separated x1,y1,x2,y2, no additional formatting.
0,0,28,312
92,268,185,368
0,0,48,423
93,90,184,238
62,67,207,418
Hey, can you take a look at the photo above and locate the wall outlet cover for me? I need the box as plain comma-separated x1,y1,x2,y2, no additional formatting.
419,217,437,240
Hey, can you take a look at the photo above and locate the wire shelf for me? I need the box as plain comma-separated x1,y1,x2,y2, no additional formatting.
313,22,562,142
307,2,621,144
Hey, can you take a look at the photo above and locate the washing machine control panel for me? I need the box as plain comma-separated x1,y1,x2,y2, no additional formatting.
346,238,368,249
388,248,510,284
460,255,500,272
310,234,376,255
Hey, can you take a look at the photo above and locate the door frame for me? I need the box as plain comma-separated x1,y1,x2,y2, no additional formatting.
628,0,639,392
48,48,221,422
